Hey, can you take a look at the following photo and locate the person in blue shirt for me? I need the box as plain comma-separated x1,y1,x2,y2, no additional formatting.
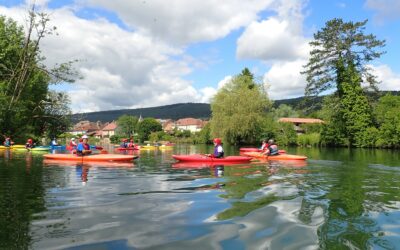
76,135,92,156
264,139,279,156
3,137,13,147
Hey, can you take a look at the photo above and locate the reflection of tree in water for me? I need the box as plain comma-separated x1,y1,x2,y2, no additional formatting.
0,158,46,249
215,163,306,220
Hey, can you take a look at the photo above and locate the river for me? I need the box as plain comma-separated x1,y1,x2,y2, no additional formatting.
0,145,399,249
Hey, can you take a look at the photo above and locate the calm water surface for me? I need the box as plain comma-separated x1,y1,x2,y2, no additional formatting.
1,145,400,249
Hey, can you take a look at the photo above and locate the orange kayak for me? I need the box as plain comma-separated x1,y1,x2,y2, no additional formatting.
242,152,307,160
43,153,138,162
172,154,252,163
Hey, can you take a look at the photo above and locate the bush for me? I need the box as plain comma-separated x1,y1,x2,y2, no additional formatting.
297,133,320,147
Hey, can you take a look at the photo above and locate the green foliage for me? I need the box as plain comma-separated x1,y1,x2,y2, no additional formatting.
374,95,400,148
273,104,299,119
136,118,162,141
297,133,321,147
210,68,272,145
192,123,211,144
116,115,138,137
276,122,297,146
0,12,77,140
303,18,385,96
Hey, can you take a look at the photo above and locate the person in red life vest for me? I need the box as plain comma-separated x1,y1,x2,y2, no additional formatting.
128,139,135,148
25,138,35,149
263,139,279,156
260,139,269,151
206,138,224,158
69,138,77,149
76,135,92,156
3,137,14,147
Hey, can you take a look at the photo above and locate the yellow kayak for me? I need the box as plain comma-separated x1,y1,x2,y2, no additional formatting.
158,145,173,150
140,145,158,150
0,145,26,150
13,147,51,152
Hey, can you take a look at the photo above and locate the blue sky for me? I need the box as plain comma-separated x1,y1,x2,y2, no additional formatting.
1,0,399,112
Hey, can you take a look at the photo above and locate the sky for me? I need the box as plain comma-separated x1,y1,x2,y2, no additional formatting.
1,0,399,113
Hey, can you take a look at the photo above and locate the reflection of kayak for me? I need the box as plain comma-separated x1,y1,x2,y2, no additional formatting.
172,162,236,168
140,145,158,150
172,154,252,163
43,159,135,168
43,154,138,162
239,147,286,154
242,152,307,160
116,147,139,151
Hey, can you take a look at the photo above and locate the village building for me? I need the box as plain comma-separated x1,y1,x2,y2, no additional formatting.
278,117,324,134
175,118,207,133
69,120,103,136
101,121,118,138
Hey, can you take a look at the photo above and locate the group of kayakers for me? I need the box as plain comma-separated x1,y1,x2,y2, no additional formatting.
68,135,92,156
120,138,136,148
207,137,279,159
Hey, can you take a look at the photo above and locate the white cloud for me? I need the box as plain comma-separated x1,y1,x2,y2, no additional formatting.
370,64,400,90
263,60,307,99
0,6,215,112
217,75,232,89
83,0,275,45
365,0,400,23
236,0,309,61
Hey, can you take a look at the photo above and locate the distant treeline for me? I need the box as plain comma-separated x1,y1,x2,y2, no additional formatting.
71,91,400,122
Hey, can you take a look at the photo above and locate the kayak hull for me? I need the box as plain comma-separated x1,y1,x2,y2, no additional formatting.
242,152,307,160
14,147,50,151
239,147,287,154
172,154,252,163
116,147,139,151
43,159,134,168
43,154,138,162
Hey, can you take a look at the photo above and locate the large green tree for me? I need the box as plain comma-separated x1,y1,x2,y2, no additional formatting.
210,68,272,145
136,118,162,141
303,19,384,146
374,94,400,147
116,115,138,138
0,8,78,141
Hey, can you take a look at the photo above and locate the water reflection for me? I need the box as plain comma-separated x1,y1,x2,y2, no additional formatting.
1,146,400,249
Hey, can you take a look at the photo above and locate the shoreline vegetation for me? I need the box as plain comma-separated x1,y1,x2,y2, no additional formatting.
1,9,399,149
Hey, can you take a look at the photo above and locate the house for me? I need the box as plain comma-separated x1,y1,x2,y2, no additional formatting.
102,121,118,138
175,118,206,133
278,117,324,134
70,120,103,136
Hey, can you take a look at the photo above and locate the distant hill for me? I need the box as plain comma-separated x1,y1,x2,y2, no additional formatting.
72,103,212,122
72,91,400,122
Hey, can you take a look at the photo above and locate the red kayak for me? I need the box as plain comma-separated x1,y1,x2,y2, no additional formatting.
240,147,286,154
242,152,307,160
172,154,252,163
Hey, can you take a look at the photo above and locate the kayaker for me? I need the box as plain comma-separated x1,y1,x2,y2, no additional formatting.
76,135,92,156
3,137,14,147
120,139,128,148
206,138,224,158
260,139,269,151
69,138,77,149
128,139,135,148
25,138,35,149
264,139,279,156
51,137,58,146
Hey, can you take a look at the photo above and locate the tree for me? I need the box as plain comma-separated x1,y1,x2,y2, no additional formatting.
303,19,384,146
136,118,162,141
303,18,385,96
273,104,299,120
0,8,78,141
374,94,400,147
116,115,138,138
210,68,272,145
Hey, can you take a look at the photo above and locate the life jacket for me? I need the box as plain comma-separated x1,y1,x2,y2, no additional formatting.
268,144,279,156
25,143,34,149
213,145,224,158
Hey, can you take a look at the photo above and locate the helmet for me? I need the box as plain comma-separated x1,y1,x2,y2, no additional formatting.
5,138,10,140
268,139,274,144
123,138,128,142
27,138,33,143
71,138,76,141
130,139,133,142
213,138,222,145
82,135,88,139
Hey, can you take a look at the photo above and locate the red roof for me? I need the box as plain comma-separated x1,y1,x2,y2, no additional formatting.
102,122,117,131
176,118,204,126
278,118,324,124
